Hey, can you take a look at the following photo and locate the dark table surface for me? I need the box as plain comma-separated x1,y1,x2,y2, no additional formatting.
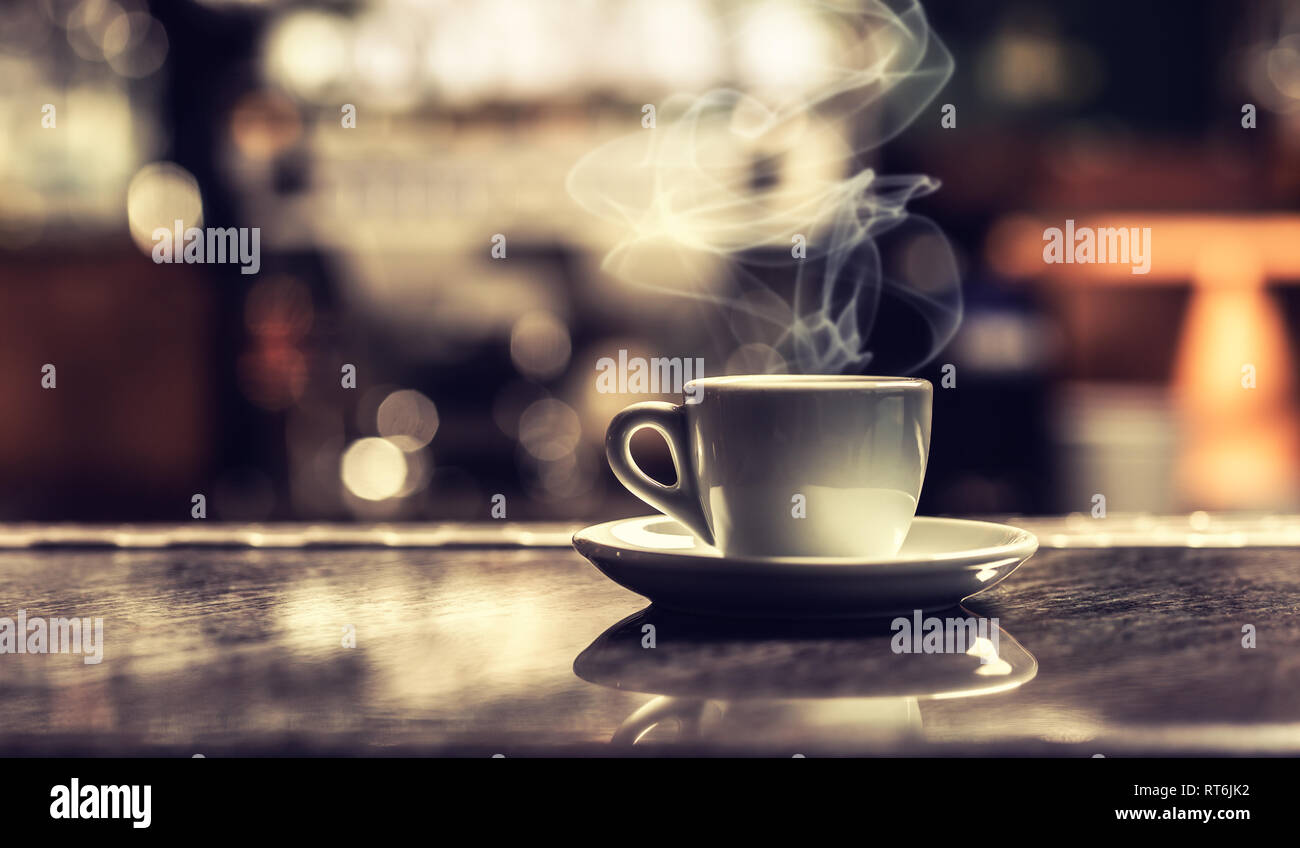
0,516,1297,756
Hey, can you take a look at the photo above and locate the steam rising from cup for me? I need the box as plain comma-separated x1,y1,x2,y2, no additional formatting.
567,0,961,374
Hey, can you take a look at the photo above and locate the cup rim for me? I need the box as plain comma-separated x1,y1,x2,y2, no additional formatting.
685,374,930,391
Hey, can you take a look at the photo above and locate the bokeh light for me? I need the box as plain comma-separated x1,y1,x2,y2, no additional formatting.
1266,35,1300,102
237,346,308,411
229,90,303,161
509,311,572,381
518,398,581,461
492,381,547,438
376,389,440,451
66,0,126,62
107,12,168,78
126,161,203,254
394,446,432,498
340,437,408,501
264,11,349,100
244,276,315,341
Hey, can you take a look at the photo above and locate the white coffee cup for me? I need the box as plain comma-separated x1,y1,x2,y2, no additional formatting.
605,375,932,558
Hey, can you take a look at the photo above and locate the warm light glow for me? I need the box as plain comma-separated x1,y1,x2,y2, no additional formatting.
735,1,834,98
229,90,303,161
340,438,408,501
989,213,1300,509
1173,284,1299,507
264,11,349,99
126,162,203,254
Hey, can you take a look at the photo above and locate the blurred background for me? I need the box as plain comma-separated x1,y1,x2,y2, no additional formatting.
1,0,1298,522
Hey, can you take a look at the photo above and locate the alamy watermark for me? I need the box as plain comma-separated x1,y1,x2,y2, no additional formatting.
1043,219,1151,275
152,220,261,275
50,779,150,829
890,609,1000,663
595,349,705,404
0,610,103,664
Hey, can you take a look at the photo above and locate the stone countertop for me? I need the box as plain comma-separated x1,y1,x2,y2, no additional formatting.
0,520,1296,755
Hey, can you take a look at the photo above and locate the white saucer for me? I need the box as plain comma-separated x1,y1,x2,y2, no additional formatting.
572,515,1038,618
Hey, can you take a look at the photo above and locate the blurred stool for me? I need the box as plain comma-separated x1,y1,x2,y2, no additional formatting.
989,214,1300,510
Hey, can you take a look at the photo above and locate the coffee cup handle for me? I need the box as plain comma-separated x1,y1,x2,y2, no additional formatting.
605,402,714,546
